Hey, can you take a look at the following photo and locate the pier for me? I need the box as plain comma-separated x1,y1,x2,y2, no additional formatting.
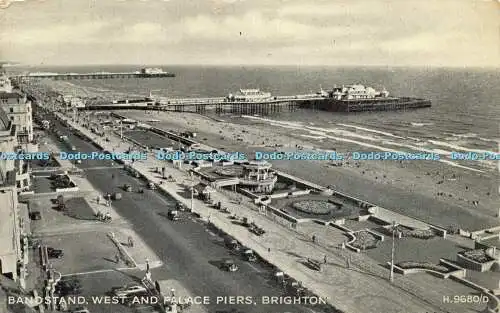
23,79,430,116
12,71,175,81
82,97,302,115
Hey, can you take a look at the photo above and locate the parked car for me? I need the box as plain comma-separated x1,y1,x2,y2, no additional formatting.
224,238,240,251
30,211,42,220
47,247,64,259
220,259,239,272
113,285,147,297
56,194,65,206
123,184,132,192
243,249,257,262
168,210,180,221
176,202,186,211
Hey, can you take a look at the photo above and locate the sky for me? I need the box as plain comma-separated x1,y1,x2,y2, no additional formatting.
0,0,498,67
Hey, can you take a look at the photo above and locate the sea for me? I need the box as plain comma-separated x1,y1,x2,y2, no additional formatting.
11,65,500,171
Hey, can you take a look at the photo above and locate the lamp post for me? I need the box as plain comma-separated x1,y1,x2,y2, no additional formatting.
120,120,123,140
190,172,194,213
390,221,399,283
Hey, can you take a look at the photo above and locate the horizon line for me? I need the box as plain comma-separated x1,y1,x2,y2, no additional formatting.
2,63,499,69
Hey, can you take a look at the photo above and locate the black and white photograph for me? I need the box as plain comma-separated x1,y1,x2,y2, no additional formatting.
0,0,498,313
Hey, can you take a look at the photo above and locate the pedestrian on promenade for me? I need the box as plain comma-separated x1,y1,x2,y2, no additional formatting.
96,195,100,204
128,236,134,247
268,247,271,253
115,254,120,264
346,255,351,269
324,255,327,264
312,235,316,243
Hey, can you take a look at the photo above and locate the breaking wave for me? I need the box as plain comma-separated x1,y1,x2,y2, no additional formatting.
242,115,494,173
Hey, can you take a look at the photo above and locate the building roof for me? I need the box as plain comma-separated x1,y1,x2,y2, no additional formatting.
0,107,10,131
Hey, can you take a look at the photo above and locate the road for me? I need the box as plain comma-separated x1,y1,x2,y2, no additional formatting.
41,110,333,313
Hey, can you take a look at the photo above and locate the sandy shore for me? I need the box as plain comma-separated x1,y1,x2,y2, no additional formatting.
118,110,499,231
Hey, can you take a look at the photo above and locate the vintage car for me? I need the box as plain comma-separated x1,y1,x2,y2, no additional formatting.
220,259,239,272
30,211,42,220
47,247,64,259
113,285,147,297
243,249,257,262
168,210,180,221
224,238,240,251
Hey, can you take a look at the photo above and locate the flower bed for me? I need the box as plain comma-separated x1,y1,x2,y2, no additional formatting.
351,231,379,250
397,261,449,273
292,200,337,215
50,174,76,189
462,249,495,263
400,228,435,239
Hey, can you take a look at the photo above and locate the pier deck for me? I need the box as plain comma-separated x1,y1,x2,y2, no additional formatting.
12,72,175,81
82,97,302,115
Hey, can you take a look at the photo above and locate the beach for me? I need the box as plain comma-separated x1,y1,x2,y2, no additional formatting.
116,109,499,231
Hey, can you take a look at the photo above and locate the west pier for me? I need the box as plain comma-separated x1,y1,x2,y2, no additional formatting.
12,71,176,81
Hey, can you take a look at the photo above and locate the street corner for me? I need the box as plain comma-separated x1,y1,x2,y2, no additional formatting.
28,196,99,234
38,229,124,276
111,227,163,271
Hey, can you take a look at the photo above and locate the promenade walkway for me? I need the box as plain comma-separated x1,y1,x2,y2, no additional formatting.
371,206,431,229
57,112,471,313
